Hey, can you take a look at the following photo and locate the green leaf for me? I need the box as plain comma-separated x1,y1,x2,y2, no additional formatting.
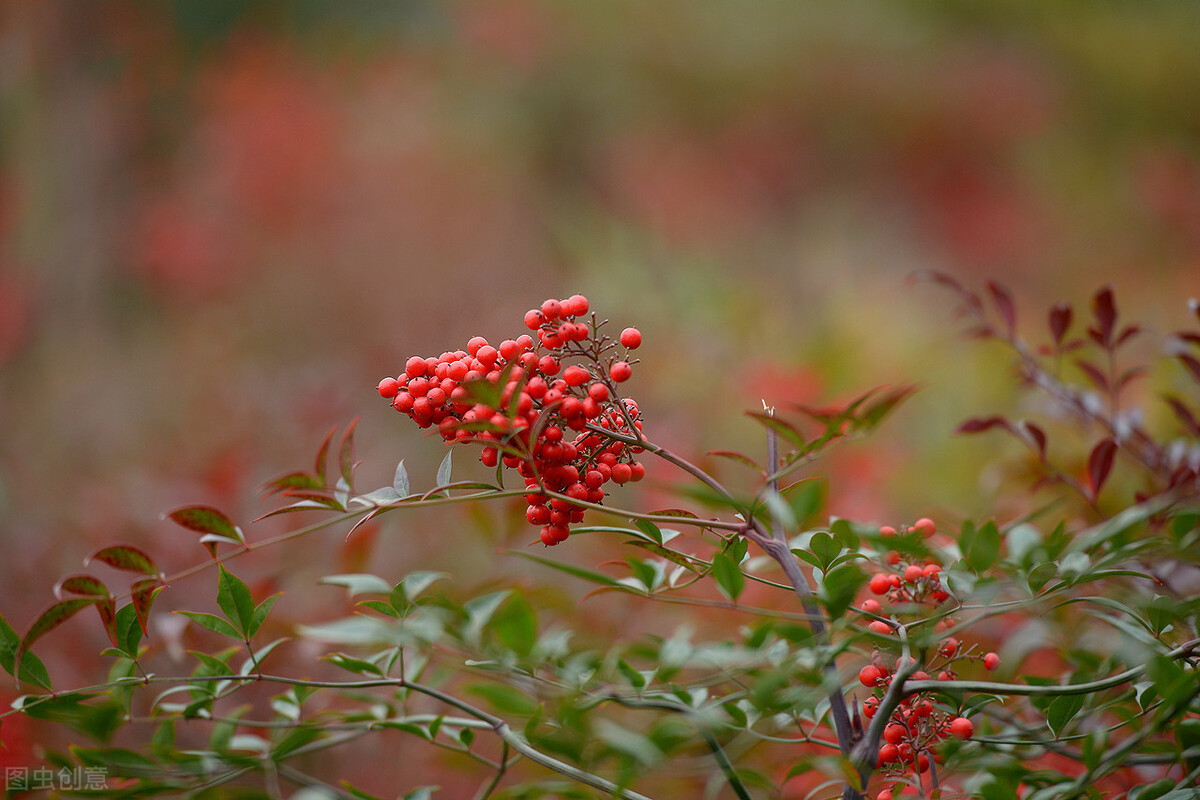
747,411,806,449
493,594,538,657
784,478,823,526
634,519,664,545
818,563,865,620
710,551,745,602
462,591,511,647
217,565,255,636
248,593,283,638
964,520,1001,572
436,450,453,488
320,573,393,597
339,417,360,488
0,612,52,690
808,531,840,570
113,602,143,658
510,552,623,587
175,611,242,639
55,574,109,599
401,788,439,800
393,459,411,498
594,719,663,765
18,598,97,677
1045,693,1085,738
86,545,161,577
466,682,538,715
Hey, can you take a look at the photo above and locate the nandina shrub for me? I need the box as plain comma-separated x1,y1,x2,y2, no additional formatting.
1,281,1198,800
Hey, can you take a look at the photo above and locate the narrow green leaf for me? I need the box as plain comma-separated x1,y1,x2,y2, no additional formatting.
175,611,242,639
634,519,664,545
321,573,393,597
19,598,98,667
0,611,52,690
466,682,538,715
436,450,453,488
510,551,622,587
248,593,283,638
86,545,161,577
393,459,411,498
324,653,384,676
113,603,143,659
711,552,745,602
217,565,255,636
1046,693,1085,738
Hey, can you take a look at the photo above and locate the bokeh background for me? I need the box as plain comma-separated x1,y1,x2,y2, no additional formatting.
2,1,1200,795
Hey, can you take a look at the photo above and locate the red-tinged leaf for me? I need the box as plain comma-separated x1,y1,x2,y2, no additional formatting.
910,270,983,316
1177,353,1200,386
1169,466,1197,489
1020,421,1047,459
708,450,764,473
131,578,163,635
339,417,360,488
346,507,384,541
955,416,1012,435
1091,286,1117,345
17,598,98,675
747,411,806,449
1087,437,1118,500
86,545,161,577
986,280,1017,338
1049,302,1073,346
646,508,701,520
1163,395,1200,437
965,324,995,340
96,597,118,647
1075,360,1109,392
167,506,243,541
1116,367,1147,392
855,384,918,430
1114,324,1141,348
260,471,321,497
54,574,109,600
314,425,338,487
1175,332,1200,348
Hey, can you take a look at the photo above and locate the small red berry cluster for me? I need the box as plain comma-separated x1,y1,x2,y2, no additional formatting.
378,294,646,546
856,518,1000,794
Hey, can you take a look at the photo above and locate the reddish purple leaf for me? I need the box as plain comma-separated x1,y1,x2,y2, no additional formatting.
1116,367,1147,392
986,281,1017,338
1169,466,1198,490
1176,332,1200,348
1087,437,1118,500
96,598,118,647
1164,395,1200,437
1076,360,1109,392
131,578,163,635
167,506,244,556
1114,324,1141,348
1091,286,1117,346
1049,302,1073,346
339,417,361,487
955,416,1012,435
54,574,109,600
1178,354,1200,386
1020,421,1047,459
314,425,338,486
261,470,322,497
708,450,764,473
86,545,161,577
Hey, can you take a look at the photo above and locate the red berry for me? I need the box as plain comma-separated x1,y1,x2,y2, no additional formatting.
563,365,591,386
611,463,633,484
620,327,642,349
879,525,896,537
392,393,414,413
628,461,645,481
466,336,489,356
863,697,879,718
405,356,428,378
859,665,882,687
539,527,558,546
940,637,958,657
949,716,974,739
904,565,924,584
526,504,550,525
877,792,894,800
563,293,589,317
869,573,892,595
538,355,561,376
524,309,544,330
541,299,563,319
587,382,610,402
911,517,937,537
884,723,906,745
877,744,899,766
868,620,892,635
860,598,881,614
984,652,1000,670
378,377,400,398
609,361,633,382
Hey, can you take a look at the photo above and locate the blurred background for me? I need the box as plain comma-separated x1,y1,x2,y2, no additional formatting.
2,0,1200,794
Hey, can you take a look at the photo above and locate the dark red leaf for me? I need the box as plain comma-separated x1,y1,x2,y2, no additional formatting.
1116,367,1147,392
1087,437,1118,501
1049,302,1073,346
708,450,764,473
166,506,244,557
1114,324,1141,348
96,598,118,647
86,545,161,577
314,425,338,487
955,416,1012,435
260,470,322,497
1178,353,1200,386
1091,286,1117,346
1163,395,1200,437
54,574,109,600
1169,466,1198,489
131,578,162,635
339,417,361,488
986,281,1017,338
1075,360,1109,392
1020,421,1047,459
1177,332,1200,348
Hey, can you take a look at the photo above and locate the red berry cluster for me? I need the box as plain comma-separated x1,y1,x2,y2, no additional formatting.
378,294,646,546
856,518,1000,794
